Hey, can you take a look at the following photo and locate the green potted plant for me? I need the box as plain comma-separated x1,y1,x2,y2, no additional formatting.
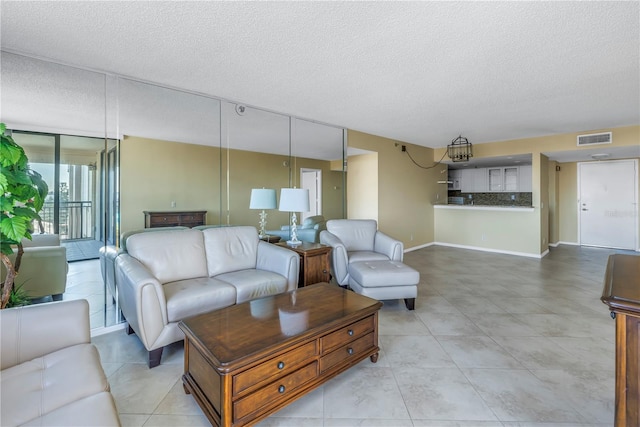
0,123,49,309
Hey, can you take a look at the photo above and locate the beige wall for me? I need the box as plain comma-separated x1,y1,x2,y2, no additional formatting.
347,153,378,221
120,136,221,233
557,161,578,244
347,130,441,249
120,136,345,235
433,126,639,160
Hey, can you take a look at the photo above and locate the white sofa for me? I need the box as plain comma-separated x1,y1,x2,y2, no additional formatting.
115,226,299,368
0,299,120,426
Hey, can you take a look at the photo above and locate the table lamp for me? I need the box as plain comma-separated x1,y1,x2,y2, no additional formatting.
278,188,310,246
249,188,277,238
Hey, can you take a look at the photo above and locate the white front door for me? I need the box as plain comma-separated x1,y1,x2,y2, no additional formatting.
578,159,638,250
301,169,322,221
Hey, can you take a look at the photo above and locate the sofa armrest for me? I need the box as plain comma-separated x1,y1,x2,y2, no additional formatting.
115,254,168,351
320,230,349,286
374,231,404,261
256,241,300,291
0,299,90,370
99,245,122,301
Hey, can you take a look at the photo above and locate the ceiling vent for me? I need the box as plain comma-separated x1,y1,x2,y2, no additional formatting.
577,132,612,146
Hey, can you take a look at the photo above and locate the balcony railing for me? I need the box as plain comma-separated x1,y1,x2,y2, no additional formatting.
40,201,93,240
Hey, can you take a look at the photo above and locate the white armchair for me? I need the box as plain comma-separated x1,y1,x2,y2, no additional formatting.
320,219,403,286
1,234,68,301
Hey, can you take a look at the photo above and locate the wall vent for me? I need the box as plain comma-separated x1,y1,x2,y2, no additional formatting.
577,132,612,146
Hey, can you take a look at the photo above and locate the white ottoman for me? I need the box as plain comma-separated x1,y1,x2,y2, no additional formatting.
348,260,419,310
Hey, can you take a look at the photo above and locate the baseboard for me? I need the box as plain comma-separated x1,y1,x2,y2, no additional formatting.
404,242,435,253
434,242,547,259
556,241,580,246
91,322,126,338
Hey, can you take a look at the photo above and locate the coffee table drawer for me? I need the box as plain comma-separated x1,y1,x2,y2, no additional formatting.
233,361,318,421
320,315,374,354
233,341,317,395
320,332,375,373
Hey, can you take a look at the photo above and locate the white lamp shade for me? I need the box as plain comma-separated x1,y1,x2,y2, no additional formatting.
279,188,310,212
250,188,277,210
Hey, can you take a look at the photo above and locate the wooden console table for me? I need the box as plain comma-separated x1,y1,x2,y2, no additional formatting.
144,210,206,228
601,254,640,427
276,242,331,287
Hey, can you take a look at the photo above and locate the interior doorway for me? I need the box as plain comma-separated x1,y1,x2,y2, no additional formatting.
578,159,638,250
301,168,322,221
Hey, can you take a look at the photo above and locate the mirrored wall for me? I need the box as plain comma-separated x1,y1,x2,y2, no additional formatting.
0,51,346,330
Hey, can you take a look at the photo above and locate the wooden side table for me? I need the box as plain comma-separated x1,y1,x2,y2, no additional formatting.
276,242,331,287
260,234,281,243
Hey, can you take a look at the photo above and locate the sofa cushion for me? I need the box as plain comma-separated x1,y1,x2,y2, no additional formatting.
21,392,120,427
326,219,377,252
203,226,259,277
0,344,109,427
348,251,390,264
163,277,237,323
216,270,288,303
127,229,208,284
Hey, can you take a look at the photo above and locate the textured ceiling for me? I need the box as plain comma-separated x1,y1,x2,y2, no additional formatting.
1,1,638,150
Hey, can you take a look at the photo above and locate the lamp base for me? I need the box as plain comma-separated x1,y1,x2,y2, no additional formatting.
286,239,302,246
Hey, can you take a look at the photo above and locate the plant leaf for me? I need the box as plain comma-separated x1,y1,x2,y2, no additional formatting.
0,216,28,242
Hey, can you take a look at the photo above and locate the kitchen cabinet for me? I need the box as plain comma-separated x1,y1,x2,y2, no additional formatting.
460,169,488,193
519,165,532,192
487,166,527,192
451,165,531,193
448,170,462,190
504,167,519,191
488,168,504,192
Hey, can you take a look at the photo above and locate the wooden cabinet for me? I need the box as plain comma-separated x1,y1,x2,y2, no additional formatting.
601,254,640,427
276,242,331,287
179,283,382,427
144,210,206,228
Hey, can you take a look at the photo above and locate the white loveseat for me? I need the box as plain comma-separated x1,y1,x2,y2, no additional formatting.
0,299,120,426
115,226,299,368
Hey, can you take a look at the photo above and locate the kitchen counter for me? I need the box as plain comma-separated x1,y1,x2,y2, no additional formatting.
434,204,535,212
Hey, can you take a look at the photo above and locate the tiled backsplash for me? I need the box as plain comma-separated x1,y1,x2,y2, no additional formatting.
448,191,532,207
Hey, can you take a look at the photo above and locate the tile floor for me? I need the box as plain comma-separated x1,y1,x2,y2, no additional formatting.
89,244,626,427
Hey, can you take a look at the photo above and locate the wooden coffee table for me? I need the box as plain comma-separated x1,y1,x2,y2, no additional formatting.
179,283,383,427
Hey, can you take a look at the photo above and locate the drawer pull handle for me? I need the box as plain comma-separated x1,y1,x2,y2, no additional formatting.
347,347,354,355
347,329,354,336
163,217,167,221
277,361,285,369
278,385,286,393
